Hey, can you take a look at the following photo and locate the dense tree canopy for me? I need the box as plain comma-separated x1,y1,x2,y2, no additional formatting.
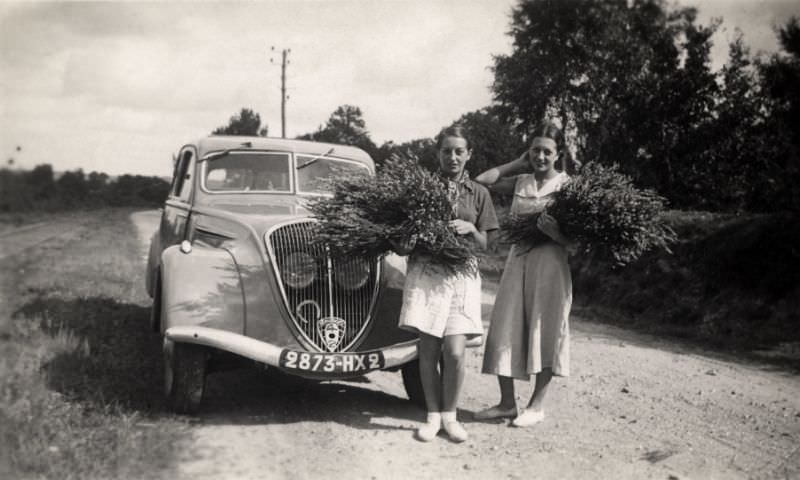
491,0,799,212
297,105,378,155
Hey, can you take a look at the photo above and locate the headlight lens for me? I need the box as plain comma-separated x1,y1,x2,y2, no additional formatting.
282,252,317,289
334,258,370,290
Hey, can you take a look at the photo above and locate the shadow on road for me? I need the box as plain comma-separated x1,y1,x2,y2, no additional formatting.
200,368,421,430
15,294,424,430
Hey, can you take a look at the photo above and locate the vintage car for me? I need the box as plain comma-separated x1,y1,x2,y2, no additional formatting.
145,135,423,413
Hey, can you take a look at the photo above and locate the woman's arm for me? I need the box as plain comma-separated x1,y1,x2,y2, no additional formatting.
475,152,529,195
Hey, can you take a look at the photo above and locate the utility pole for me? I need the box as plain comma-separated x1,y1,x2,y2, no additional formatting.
270,46,291,138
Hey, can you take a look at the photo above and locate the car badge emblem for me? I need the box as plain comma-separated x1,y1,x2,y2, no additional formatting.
317,316,346,352
296,300,320,324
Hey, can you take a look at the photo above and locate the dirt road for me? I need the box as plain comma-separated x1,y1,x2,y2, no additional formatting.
131,211,800,480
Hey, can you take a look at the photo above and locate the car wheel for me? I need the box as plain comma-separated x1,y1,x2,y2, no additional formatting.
164,341,207,414
401,360,425,407
150,270,162,333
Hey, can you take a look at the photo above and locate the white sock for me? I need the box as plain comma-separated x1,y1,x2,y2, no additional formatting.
426,412,442,425
441,411,457,423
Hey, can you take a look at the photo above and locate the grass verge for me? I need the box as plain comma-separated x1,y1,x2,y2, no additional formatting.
0,208,188,479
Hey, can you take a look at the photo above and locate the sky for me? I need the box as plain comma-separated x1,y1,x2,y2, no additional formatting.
1,0,798,178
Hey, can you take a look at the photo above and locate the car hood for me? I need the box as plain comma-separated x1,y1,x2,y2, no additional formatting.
196,196,315,234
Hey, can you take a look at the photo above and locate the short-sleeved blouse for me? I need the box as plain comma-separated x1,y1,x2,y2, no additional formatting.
450,176,500,233
510,172,569,216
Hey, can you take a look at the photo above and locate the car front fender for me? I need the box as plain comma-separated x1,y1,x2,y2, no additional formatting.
160,243,245,334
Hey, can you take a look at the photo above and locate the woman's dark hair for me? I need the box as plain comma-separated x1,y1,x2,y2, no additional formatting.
436,125,471,150
530,121,581,174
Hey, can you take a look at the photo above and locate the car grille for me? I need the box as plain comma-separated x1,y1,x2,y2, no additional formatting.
266,220,381,352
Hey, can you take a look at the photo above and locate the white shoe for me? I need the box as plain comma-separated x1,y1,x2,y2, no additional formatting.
511,409,545,427
415,413,441,442
442,420,468,442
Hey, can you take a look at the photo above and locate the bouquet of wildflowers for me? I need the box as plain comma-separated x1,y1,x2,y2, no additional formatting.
502,162,675,266
308,154,479,273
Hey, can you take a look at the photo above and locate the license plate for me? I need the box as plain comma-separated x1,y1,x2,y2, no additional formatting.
279,349,385,374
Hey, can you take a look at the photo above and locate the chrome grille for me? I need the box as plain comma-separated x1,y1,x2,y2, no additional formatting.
266,220,380,352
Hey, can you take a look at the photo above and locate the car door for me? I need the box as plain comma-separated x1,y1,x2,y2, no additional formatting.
159,146,196,251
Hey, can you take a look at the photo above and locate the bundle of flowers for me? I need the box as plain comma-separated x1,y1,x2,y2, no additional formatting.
307,154,479,273
502,162,676,266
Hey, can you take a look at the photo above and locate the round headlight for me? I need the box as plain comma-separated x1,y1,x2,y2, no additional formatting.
334,258,370,290
281,252,317,289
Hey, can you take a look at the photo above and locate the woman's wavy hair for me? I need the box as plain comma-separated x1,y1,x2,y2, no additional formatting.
530,121,581,175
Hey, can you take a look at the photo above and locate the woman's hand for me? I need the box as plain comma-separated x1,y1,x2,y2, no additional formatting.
450,220,489,250
389,235,417,256
449,219,477,236
513,151,530,170
536,212,562,242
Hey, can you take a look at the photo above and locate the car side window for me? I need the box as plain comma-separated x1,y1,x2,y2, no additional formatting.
170,149,195,201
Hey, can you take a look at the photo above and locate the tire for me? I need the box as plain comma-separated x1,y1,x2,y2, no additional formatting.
401,360,425,408
164,341,208,414
150,270,162,333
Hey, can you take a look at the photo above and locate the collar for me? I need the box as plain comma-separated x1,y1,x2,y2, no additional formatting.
517,172,568,198
536,171,567,197
441,170,475,192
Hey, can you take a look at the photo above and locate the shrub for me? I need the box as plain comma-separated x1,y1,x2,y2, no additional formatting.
308,154,479,273
502,162,676,266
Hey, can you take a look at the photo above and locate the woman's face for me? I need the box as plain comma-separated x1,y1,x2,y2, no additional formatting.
438,136,471,179
527,136,558,174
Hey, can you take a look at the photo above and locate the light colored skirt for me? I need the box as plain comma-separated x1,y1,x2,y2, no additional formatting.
481,243,571,378
398,257,483,340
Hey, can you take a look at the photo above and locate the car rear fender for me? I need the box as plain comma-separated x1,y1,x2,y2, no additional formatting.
160,243,245,334
145,230,161,298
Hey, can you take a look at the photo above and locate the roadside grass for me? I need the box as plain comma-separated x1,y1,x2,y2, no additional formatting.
571,210,800,366
0,208,187,479
0,210,79,235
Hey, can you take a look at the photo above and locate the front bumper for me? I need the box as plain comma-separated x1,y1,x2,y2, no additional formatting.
164,326,419,374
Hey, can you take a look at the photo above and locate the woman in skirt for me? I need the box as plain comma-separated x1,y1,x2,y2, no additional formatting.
394,125,498,442
474,121,576,427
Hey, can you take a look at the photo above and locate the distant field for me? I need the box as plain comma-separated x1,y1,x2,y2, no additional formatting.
0,208,187,479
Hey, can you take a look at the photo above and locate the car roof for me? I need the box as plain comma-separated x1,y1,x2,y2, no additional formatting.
193,135,374,166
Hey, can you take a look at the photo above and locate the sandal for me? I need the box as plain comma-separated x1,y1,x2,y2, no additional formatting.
474,405,518,421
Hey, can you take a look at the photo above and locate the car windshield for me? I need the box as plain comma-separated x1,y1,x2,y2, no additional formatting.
296,155,371,194
204,152,292,192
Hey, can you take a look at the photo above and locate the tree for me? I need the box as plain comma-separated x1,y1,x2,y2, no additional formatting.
297,105,377,155
760,17,800,210
56,169,89,207
378,138,438,172
213,108,268,136
491,0,722,207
